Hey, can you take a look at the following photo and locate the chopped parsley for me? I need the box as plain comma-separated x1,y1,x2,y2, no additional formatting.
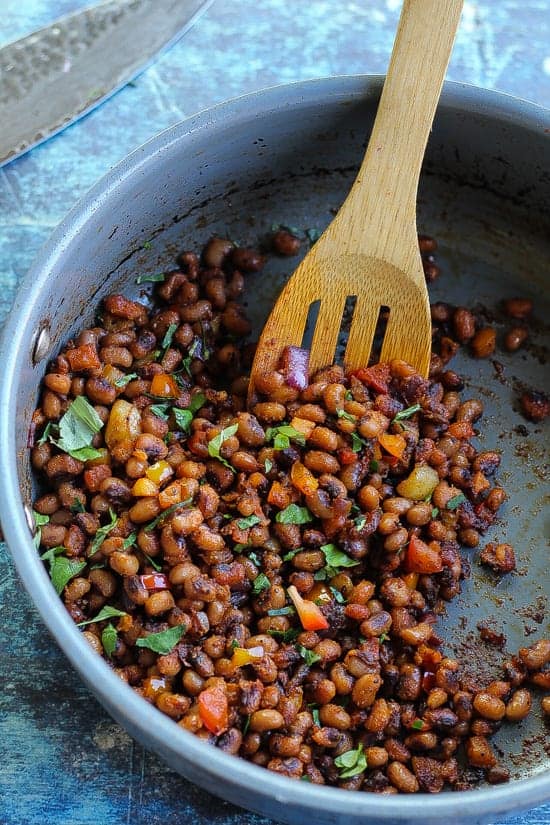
267,605,296,617
77,605,127,627
336,408,356,422
101,623,118,658
32,511,50,549
41,546,87,595
114,372,138,387
136,272,165,284
354,515,367,531
135,624,187,654
252,573,271,595
37,421,53,445
282,548,301,562
392,404,422,423
265,424,306,451
237,514,262,530
52,396,104,461
431,507,439,519
207,423,239,471
351,432,367,452
275,504,313,525
411,719,425,730
173,408,193,434
305,227,321,246
144,498,192,532
267,628,300,643
314,543,359,580
447,492,466,510
149,402,171,420
329,586,346,604
161,323,178,351
89,508,118,556
369,459,379,473
334,743,367,778
296,644,322,666
264,458,273,474
70,498,86,514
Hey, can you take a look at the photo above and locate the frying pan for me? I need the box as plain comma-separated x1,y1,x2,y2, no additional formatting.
0,76,548,824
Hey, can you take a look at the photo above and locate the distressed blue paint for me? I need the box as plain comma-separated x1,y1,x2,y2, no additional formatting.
0,2,549,823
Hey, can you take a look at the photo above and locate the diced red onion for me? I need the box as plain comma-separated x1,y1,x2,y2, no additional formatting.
281,345,309,390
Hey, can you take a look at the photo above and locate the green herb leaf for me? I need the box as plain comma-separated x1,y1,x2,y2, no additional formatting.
101,623,118,657
142,241,153,250
267,628,300,643
41,546,87,595
161,323,178,351
264,458,273,473
354,516,367,531
248,551,261,567
345,390,353,401
33,511,50,549
207,423,239,471
296,644,322,666
446,493,466,511
300,775,312,782
243,714,251,735
188,391,207,414
142,551,163,572
392,403,422,423
55,396,104,459
351,432,367,453
379,632,388,643
149,403,171,420
233,543,250,553
135,624,187,654
276,504,313,525
411,719,425,730
320,543,359,570
67,446,103,461
267,605,296,616
311,708,321,726
329,586,346,604
78,605,127,627
334,744,367,778
252,573,271,595
265,424,306,450
431,507,439,519
282,548,301,562
369,459,379,473
122,532,137,550
336,408,356,422
173,408,193,434
89,508,118,557
37,421,53,445
144,498,192,532
237,514,261,530
70,498,86,514
114,372,138,387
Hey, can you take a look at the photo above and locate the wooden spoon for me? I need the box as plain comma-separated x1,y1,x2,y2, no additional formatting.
249,0,463,401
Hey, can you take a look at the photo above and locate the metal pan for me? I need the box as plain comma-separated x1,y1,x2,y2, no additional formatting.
0,76,548,824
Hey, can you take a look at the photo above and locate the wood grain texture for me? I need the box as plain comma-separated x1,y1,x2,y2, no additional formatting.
1,2,550,824
250,0,463,393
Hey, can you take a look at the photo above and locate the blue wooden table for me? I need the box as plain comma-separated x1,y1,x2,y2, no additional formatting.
1,2,549,823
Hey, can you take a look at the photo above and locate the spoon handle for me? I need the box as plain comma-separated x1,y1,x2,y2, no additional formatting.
334,0,463,255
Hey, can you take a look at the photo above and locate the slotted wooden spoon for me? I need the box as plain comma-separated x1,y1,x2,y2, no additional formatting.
249,0,464,400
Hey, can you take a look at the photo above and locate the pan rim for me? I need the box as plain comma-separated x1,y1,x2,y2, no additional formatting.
1,75,549,822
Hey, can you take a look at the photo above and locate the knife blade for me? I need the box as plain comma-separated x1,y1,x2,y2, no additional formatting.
0,0,213,167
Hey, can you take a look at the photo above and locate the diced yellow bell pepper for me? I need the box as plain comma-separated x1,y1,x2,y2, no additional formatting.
132,477,159,497
146,460,173,485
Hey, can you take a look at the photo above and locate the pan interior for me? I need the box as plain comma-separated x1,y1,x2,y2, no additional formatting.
16,84,550,791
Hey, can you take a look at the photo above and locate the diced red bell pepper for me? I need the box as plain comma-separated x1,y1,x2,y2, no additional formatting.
287,585,329,631
352,363,391,394
338,448,358,465
198,686,229,735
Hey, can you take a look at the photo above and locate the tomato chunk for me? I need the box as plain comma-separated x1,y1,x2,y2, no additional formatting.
198,686,229,735
352,363,391,394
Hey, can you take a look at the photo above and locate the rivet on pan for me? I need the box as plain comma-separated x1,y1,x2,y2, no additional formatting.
32,322,51,365
24,503,37,537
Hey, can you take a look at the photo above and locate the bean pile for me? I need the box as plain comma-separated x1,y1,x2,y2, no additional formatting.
30,233,550,793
